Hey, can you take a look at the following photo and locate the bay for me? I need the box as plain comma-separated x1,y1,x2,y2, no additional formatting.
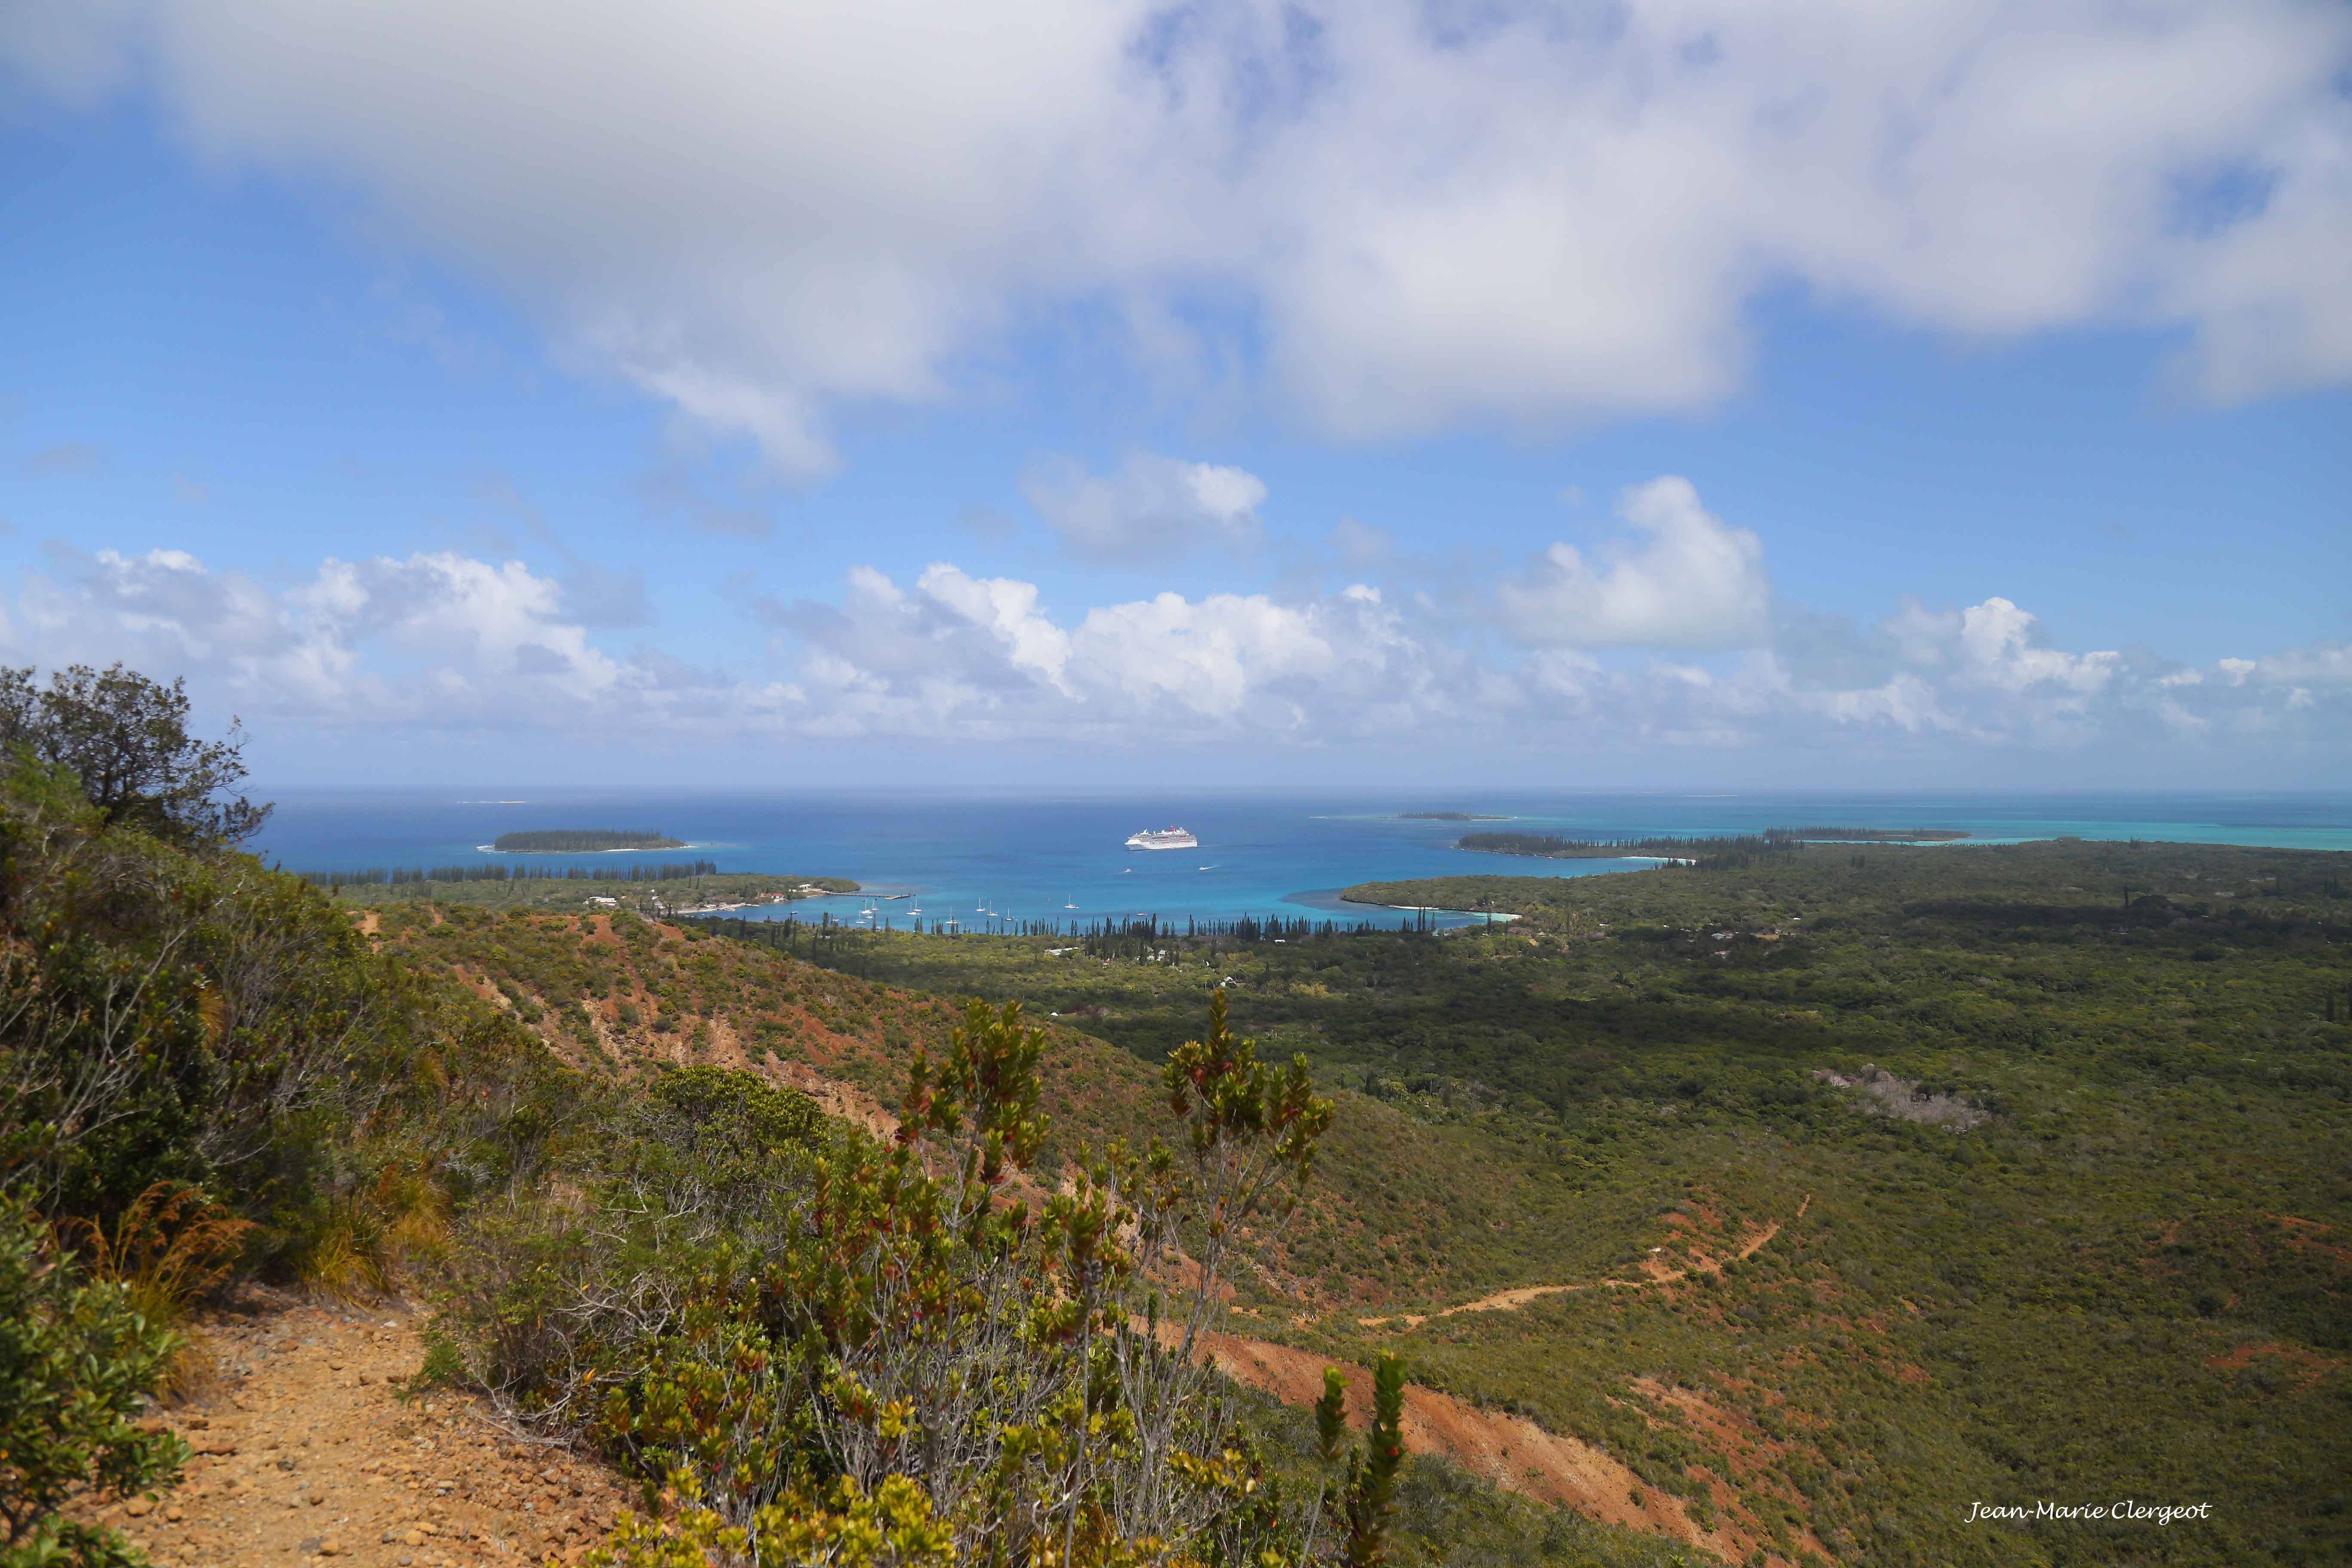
248,789,2352,932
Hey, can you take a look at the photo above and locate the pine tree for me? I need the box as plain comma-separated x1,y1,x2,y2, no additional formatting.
1313,1351,1407,1567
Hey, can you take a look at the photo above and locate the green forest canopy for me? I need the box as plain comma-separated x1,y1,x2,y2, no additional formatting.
489,828,686,853
1457,825,1968,858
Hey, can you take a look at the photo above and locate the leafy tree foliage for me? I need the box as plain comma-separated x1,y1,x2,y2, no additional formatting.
0,664,266,848
0,1194,187,1568
1312,1355,1408,1568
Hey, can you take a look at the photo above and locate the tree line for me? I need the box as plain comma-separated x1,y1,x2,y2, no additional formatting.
301,859,721,887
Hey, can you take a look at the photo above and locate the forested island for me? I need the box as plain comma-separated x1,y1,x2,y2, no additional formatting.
1781,824,1970,842
1458,825,1967,859
1458,829,1779,859
489,827,685,852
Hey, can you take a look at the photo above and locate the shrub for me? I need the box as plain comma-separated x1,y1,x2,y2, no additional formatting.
0,1193,188,1568
451,992,1337,1565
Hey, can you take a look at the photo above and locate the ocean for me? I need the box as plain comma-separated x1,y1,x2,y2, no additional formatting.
247,790,2352,932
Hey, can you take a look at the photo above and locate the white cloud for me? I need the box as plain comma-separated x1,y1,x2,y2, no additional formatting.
915,565,1072,692
1497,478,1770,649
6,545,691,728
1023,452,1268,564
6,539,2346,776
1951,597,2122,695
2254,643,2352,686
8,2,2346,470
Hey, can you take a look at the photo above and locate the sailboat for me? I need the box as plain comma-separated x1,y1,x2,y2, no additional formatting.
1063,893,1078,910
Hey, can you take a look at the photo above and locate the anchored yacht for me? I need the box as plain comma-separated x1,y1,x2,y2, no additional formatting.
1124,826,1198,851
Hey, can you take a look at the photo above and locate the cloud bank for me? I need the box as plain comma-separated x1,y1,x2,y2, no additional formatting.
8,0,2349,472
8,489,2344,780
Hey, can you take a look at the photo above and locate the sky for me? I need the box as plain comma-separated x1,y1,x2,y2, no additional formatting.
2,0,2348,790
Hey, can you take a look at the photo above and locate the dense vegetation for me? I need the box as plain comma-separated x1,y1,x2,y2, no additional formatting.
313,867,858,913
0,668,573,1567
759,839,2351,1568
303,857,722,886
1777,827,1969,843
490,829,686,853
1455,832,1789,862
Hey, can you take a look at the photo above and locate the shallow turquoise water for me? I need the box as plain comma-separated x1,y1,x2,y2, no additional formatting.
252,790,2352,932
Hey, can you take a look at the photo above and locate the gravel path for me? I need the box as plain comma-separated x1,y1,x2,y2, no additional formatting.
79,1292,628,1568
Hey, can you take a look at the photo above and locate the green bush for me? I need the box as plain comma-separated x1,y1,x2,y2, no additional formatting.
0,1194,188,1568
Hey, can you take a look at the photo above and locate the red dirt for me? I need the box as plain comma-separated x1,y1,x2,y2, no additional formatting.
1179,1331,1796,1566
2204,1341,2349,1388
2268,1215,2352,1268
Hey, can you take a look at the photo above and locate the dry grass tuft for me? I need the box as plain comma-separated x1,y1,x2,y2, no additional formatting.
61,1181,256,1399
298,1162,450,1302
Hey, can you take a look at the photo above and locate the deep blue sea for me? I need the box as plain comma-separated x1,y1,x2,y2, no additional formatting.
248,790,2352,933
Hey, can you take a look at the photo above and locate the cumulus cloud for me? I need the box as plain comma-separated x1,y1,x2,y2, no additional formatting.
5,539,2346,775
8,2,2346,471
1497,478,1770,649
2253,642,2352,686
1023,452,1267,564
4,545,683,727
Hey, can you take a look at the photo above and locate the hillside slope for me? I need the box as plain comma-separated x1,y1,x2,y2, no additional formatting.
366,901,1725,1565
734,839,2352,1568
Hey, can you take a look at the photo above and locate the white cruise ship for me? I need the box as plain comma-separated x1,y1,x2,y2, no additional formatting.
1124,825,1198,851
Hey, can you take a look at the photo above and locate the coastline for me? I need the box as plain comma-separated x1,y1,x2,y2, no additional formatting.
1449,846,1681,863
475,842,695,854
1332,891,1524,922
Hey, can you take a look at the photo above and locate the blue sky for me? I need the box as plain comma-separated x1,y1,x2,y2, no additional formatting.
3,2,2348,788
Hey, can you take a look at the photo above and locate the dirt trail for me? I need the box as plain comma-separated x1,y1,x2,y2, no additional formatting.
1360,1204,1802,1330
73,1293,625,1568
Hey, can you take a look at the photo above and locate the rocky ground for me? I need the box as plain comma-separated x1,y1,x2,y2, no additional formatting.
79,1289,628,1568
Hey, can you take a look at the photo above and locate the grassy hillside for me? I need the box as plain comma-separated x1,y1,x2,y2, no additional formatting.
735,839,2352,1568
